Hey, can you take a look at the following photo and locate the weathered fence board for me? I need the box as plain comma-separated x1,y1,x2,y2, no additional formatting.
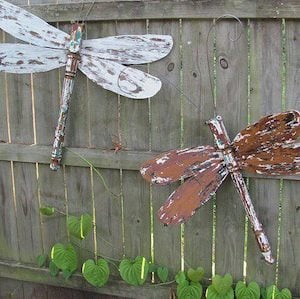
149,19,182,277
0,1,299,298
247,19,282,284
214,19,248,280
181,19,214,276
278,20,300,294
19,1,300,22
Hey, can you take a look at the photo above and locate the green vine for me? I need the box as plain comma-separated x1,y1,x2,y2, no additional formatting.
38,207,293,298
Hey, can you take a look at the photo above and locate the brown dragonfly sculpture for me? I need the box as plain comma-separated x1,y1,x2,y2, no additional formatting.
140,110,300,264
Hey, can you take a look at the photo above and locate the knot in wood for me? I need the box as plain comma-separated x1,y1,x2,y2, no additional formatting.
219,58,228,69
167,62,175,72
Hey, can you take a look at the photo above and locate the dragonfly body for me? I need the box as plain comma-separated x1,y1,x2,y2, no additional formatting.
141,111,300,263
51,24,83,170
0,0,173,169
207,116,274,264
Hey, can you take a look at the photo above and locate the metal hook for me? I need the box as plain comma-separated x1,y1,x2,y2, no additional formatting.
206,14,244,116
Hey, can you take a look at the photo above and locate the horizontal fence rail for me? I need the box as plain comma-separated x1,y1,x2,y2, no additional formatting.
0,143,299,181
21,1,300,22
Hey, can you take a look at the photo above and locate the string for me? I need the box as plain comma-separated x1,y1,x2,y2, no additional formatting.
77,0,96,23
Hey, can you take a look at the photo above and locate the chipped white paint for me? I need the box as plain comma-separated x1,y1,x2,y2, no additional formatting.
151,176,171,185
140,166,149,176
81,35,173,65
0,0,69,49
156,156,169,164
0,44,67,73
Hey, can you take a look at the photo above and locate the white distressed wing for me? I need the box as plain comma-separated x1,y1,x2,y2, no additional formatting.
0,44,67,73
79,55,162,99
0,0,69,49
81,35,173,64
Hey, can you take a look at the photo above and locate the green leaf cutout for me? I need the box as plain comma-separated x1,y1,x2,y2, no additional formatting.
206,274,234,299
175,271,187,285
187,267,205,282
266,285,292,299
49,260,59,277
39,206,55,216
235,281,260,299
157,266,168,283
50,243,77,273
82,259,110,287
62,269,72,280
37,254,47,267
148,262,158,273
177,281,203,299
261,288,267,299
67,214,93,240
119,256,149,286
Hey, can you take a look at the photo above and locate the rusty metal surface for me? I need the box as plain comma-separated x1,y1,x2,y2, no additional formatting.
233,110,300,155
157,162,228,225
140,111,300,263
140,145,223,185
237,143,300,175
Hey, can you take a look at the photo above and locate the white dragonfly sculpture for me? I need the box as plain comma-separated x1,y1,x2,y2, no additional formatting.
0,0,173,170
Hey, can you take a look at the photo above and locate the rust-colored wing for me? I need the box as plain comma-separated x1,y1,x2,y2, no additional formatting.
158,162,228,225
237,143,300,175
233,110,300,156
140,146,223,185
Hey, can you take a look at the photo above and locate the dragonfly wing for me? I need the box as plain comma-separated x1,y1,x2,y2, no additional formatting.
158,162,228,225
237,143,300,175
140,145,223,185
79,55,162,99
0,0,69,49
81,35,173,65
233,110,300,156
0,44,67,73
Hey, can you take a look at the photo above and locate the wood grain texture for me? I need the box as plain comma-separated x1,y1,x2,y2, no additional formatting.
214,20,248,280
18,1,300,22
86,21,123,276
181,20,215,275
246,19,282,284
116,21,151,262
0,29,19,263
0,277,24,298
0,260,172,299
0,143,299,180
148,19,181,277
278,20,300,295
4,19,43,265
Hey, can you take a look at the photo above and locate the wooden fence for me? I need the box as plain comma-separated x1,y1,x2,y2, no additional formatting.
0,1,299,298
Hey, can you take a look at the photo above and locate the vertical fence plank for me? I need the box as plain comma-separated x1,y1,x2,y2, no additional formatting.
181,19,215,276
215,20,248,280
86,21,123,275
32,14,68,254
0,278,24,298
0,30,8,143
0,31,19,262
148,20,182,276
278,20,300,295
115,21,151,261
4,0,43,263
247,20,282,284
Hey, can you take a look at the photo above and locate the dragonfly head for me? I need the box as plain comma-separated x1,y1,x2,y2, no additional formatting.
69,23,84,53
